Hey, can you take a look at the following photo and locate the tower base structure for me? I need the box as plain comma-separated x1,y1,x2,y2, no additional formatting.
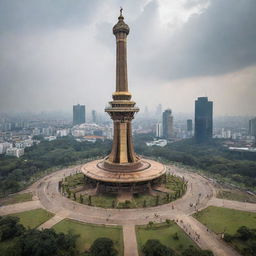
81,158,166,193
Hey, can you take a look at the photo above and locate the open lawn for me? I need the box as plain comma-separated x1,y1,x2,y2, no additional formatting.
217,189,256,203
193,206,256,235
136,222,198,255
0,193,33,206
10,208,54,229
53,219,123,255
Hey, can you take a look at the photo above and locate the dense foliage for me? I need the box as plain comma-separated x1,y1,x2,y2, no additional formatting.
0,137,111,196
90,237,117,256
0,216,24,241
224,226,256,256
181,246,214,256
134,135,256,189
142,239,175,256
0,216,79,256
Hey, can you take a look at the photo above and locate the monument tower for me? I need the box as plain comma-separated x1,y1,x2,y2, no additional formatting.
82,10,166,193
105,8,139,165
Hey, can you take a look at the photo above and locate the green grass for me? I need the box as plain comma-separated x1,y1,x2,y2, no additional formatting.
10,208,54,229
217,189,256,203
193,206,256,235
91,194,116,208
53,219,123,255
0,193,33,206
0,238,17,255
71,174,186,209
136,222,198,255
65,173,84,188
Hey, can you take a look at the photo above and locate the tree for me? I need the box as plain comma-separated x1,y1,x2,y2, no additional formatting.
155,195,159,206
223,233,233,242
90,237,117,256
0,216,25,241
147,221,154,229
79,194,83,204
182,246,214,256
165,219,171,225
237,226,253,241
88,195,92,206
142,239,174,256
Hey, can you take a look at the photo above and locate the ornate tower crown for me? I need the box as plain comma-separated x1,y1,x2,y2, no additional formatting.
113,8,130,35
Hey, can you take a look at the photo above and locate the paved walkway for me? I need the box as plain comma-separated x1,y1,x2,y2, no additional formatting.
0,200,42,215
123,225,138,256
177,214,240,256
1,165,256,256
38,215,65,230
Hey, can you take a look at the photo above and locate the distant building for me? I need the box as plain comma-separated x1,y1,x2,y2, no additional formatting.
6,147,24,158
92,110,97,124
249,118,256,136
195,97,213,143
155,122,163,138
187,119,193,132
162,109,174,139
73,104,86,125
0,142,12,154
249,117,256,145
146,139,167,147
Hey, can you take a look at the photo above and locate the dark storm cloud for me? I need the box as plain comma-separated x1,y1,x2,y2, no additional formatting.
143,0,256,80
0,0,100,33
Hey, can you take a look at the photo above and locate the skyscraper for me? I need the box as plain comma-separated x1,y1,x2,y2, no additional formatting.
73,104,86,125
156,122,163,138
249,117,256,136
249,117,256,145
187,119,193,132
92,110,97,124
195,97,213,143
162,109,174,139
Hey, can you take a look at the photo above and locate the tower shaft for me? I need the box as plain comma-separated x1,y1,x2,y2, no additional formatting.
105,12,139,165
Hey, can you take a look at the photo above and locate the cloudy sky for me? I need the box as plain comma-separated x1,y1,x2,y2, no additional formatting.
0,0,255,116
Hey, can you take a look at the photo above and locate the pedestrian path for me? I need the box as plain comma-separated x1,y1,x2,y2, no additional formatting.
38,215,65,230
123,225,139,256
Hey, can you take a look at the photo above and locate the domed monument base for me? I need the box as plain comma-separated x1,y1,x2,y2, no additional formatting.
82,159,166,193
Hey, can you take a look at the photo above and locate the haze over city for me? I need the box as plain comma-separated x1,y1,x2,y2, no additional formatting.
0,0,256,116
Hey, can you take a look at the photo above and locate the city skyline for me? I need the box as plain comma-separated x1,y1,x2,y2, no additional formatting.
0,0,256,116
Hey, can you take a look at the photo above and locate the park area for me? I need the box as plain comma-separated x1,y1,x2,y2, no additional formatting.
193,206,256,255
193,206,256,234
53,219,124,255
0,192,33,206
136,222,198,255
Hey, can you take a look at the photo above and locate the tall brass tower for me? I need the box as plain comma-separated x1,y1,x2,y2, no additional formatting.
105,9,139,165
82,10,166,193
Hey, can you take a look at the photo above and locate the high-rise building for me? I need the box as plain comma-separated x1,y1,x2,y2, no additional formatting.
249,118,256,146
162,109,174,139
73,104,86,125
249,117,256,136
195,97,213,143
187,119,193,132
156,122,162,138
92,110,97,124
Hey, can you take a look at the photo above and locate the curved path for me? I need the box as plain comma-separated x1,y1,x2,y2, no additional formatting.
1,165,255,256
